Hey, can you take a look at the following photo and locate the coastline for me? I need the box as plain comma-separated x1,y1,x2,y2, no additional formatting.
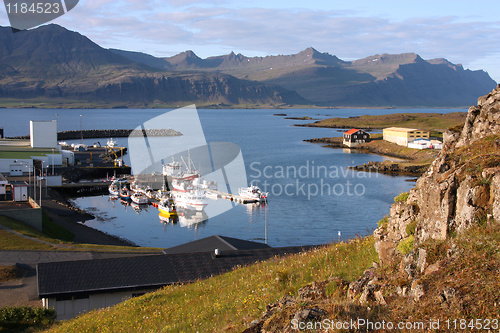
304,136,434,176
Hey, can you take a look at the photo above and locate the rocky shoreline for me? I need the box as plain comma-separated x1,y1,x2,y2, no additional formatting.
304,137,431,176
350,160,429,176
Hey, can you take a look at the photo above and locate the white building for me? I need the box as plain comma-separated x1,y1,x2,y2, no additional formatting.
30,121,58,149
0,120,62,175
11,182,28,202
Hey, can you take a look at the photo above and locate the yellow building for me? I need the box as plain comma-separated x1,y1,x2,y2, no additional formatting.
383,127,430,146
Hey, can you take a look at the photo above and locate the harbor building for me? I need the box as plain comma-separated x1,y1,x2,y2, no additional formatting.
343,129,370,147
383,127,430,147
0,121,62,176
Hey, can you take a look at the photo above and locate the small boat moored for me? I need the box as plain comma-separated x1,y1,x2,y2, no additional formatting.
157,198,178,217
238,186,268,202
131,191,149,205
119,187,131,201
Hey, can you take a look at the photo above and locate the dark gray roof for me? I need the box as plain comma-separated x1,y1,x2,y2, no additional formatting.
162,235,271,254
37,246,316,298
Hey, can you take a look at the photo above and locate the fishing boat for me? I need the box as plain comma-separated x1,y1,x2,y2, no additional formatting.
131,191,149,205
157,198,178,217
108,183,119,196
171,178,194,192
238,186,268,202
119,187,131,201
162,160,183,178
145,187,155,199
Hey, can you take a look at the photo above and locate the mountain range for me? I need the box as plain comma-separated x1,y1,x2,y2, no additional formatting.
0,24,497,108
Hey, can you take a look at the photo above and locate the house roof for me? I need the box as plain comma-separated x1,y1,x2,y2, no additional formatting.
37,245,317,298
383,127,421,132
344,128,362,135
162,235,271,254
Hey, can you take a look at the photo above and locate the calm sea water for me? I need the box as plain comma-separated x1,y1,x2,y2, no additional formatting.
0,107,466,248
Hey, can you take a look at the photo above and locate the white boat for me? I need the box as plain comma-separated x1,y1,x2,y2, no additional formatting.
145,187,155,199
131,191,149,205
108,183,119,196
172,191,208,211
171,178,194,192
162,160,183,178
107,138,117,148
238,186,268,202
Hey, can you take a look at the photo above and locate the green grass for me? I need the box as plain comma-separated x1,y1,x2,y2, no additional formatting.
396,235,414,255
394,191,410,203
46,237,377,332
305,112,467,131
41,210,75,242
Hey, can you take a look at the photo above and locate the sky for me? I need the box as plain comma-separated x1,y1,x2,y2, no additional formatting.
1,0,500,82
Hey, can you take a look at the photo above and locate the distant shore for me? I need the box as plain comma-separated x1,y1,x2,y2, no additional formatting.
0,99,471,110
305,135,437,176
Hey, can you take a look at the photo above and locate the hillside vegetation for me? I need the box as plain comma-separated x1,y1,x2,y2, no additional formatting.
46,238,377,332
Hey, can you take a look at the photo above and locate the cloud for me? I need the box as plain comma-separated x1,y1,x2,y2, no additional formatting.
50,3,500,79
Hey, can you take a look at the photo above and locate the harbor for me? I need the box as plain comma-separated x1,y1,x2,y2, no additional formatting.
0,107,422,248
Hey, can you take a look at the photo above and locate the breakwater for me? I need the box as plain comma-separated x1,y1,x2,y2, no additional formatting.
11,129,182,140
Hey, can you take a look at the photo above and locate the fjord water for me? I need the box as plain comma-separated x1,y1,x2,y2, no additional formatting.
0,108,465,248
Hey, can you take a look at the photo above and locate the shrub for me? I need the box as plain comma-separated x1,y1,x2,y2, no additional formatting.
377,216,388,228
396,235,414,255
0,306,56,328
405,220,418,237
394,191,409,203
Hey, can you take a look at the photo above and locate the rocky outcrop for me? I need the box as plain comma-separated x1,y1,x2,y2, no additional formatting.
351,161,428,176
374,85,500,265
